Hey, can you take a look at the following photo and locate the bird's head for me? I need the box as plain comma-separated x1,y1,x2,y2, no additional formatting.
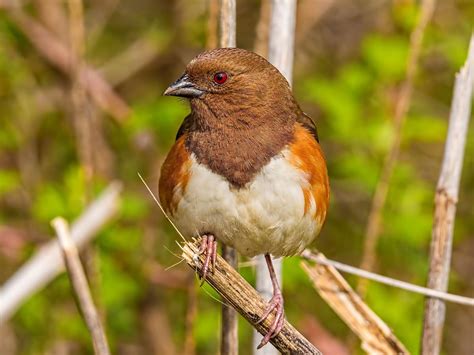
164,48,299,128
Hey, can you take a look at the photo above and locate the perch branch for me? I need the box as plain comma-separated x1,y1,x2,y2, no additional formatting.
0,182,122,323
181,238,322,355
52,217,110,355
421,34,474,355
301,252,409,355
358,0,436,295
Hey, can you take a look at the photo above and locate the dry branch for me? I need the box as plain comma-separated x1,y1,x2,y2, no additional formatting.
52,217,110,355
217,1,238,354
358,0,436,295
301,252,409,355
181,238,322,355
219,0,236,48
253,2,297,353
7,9,130,121
421,35,474,355
0,182,122,323
221,244,238,355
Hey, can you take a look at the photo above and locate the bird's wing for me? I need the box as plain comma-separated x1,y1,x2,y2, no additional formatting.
288,123,329,224
176,114,194,141
296,111,319,142
159,133,192,214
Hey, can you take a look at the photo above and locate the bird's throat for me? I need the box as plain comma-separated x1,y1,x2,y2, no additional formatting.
185,120,294,188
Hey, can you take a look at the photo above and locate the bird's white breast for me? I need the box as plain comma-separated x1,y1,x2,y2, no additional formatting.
171,150,321,257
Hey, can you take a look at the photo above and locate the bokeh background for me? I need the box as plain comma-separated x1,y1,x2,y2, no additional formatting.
0,0,473,354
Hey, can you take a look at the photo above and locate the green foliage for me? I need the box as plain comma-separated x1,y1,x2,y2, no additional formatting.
0,170,20,197
362,35,409,82
1,1,473,354
32,166,86,222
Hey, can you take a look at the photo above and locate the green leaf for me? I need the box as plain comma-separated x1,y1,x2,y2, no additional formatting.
403,115,447,142
0,170,20,196
362,35,409,81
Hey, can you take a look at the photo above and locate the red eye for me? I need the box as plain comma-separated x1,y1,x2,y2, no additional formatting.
213,72,228,85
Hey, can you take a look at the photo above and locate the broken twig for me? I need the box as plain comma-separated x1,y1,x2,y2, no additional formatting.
421,34,474,355
301,252,409,355
52,217,110,355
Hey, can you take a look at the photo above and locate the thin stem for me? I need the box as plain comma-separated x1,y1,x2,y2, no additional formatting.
52,217,110,355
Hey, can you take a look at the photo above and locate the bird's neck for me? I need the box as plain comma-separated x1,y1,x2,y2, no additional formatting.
185,100,297,188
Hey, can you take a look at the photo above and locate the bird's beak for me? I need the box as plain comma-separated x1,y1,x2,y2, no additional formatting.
163,74,204,98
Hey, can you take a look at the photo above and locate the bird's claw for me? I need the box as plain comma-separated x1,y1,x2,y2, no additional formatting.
256,291,285,348
198,234,217,285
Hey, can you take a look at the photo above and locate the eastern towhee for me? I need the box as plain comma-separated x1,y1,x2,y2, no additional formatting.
159,48,329,348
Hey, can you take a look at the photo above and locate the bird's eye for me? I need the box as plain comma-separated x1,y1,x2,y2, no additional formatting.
213,72,228,85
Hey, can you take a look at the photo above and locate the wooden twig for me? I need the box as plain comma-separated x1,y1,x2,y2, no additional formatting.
301,252,409,355
218,1,238,354
421,35,474,355
218,0,236,48
221,244,238,355
253,1,296,353
302,250,474,307
7,9,130,121
52,217,111,355
358,0,437,296
67,0,94,191
268,0,296,83
181,239,322,355
0,182,122,323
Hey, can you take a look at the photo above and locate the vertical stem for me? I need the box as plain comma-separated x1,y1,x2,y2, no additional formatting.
221,245,238,355
52,218,110,355
253,1,296,354
68,0,93,193
421,35,474,355
219,0,236,48
218,1,238,354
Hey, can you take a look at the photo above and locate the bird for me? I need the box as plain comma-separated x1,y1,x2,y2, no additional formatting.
159,47,329,348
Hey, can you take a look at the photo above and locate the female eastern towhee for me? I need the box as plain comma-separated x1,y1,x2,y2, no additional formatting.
159,48,329,348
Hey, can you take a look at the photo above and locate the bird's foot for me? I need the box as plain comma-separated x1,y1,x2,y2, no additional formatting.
256,290,285,348
197,234,217,284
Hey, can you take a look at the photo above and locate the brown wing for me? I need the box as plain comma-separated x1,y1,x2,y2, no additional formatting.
159,134,192,215
288,123,329,224
175,114,194,140
296,111,319,142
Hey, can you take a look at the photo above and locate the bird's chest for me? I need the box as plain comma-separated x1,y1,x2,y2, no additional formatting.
170,151,319,257
185,125,293,188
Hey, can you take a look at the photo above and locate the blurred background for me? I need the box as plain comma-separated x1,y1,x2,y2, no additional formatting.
0,0,473,354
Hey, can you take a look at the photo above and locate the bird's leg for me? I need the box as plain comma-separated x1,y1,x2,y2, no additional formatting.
256,254,285,349
197,234,217,284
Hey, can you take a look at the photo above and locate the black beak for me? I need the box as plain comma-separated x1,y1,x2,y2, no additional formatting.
163,74,204,98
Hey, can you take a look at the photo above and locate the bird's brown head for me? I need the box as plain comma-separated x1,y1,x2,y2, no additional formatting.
164,48,300,129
